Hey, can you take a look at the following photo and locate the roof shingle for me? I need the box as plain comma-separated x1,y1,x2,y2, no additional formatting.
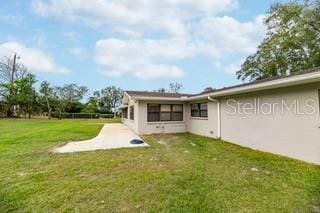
125,90,192,98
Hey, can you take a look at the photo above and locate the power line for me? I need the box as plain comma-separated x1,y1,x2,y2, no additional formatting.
0,46,17,55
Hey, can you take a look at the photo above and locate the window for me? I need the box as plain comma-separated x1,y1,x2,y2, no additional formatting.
122,107,128,119
172,104,183,121
147,104,160,122
191,104,200,117
200,103,208,117
130,106,134,120
191,103,208,118
318,90,320,116
160,105,171,121
147,104,183,122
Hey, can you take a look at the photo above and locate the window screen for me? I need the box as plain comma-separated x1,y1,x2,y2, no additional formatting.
191,104,200,117
200,103,208,117
172,104,183,121
130,106,134,120
147,104,183,122
191,103,208,118
122,108,128,119
147,104,160,122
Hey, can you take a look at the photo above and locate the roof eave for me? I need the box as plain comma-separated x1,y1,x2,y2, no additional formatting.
132,96,189,101
204,71,320,99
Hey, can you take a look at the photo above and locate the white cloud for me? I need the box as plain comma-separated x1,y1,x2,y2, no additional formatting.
94,38,190,79
32,0,238,36
32,0,266,79
195,15,266,54
93,14,265,79
0,41,71,75
214,59,244,75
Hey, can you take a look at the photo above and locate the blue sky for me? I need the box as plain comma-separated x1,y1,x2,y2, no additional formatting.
0,0,287,96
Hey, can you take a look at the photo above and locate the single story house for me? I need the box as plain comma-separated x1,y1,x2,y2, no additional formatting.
120,68,320,164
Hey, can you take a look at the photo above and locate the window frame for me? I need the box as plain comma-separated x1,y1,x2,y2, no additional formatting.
190,102,208,118
147,104,183,122
122,107,128,119
318,89,320,117
129,105,134,120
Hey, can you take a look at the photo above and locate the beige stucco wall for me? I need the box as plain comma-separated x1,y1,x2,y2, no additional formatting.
122,99,139,133
137,100,187,135
219,83,320,164
186,101,219,138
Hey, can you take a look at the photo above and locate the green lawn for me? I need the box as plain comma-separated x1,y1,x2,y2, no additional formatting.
0,119,319,212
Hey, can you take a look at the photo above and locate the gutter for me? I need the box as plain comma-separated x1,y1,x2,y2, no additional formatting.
208,96,221,139
188,70,320,100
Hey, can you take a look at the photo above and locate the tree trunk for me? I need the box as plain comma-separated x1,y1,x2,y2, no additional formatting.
45,97,51,119
58,109,62,120
6,108,13,117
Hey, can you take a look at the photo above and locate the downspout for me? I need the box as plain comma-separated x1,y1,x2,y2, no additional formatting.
208,96,221,139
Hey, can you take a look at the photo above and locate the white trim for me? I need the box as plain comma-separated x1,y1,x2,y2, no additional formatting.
147,121,185,125
189,71,320,100
119,104,128,109
189,117,208,120
134,96,188,101
124,91,132,98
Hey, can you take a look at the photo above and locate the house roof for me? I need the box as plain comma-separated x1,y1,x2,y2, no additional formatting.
125,67,320,101
193,67,320,97
125,90,192,99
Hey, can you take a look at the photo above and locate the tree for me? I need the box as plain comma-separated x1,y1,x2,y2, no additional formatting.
81,103,96,113
0,74,37,118
66,101,85,113
155,88,166,93
237,0,320,81
62,84,88,104
52,86,68,119
0,55,28,117
14,74,37,118
51,84,88,118
0,55,27,84
169,82,183,93
202,87,215,92
39,81,54,119
100,86,123,113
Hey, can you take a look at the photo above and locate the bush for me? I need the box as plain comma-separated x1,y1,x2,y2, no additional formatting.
100,114,114,118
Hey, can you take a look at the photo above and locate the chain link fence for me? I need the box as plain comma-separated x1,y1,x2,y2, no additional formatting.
51,113,114,119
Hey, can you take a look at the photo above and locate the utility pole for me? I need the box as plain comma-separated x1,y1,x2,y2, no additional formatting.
11,53,17,82
7,53,17,117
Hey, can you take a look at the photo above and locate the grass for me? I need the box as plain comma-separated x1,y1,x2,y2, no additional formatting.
0,119,319,212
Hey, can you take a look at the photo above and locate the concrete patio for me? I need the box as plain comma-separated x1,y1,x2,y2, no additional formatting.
53,123,148,153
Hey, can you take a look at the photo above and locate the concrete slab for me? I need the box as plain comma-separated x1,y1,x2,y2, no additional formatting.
53,123,148,153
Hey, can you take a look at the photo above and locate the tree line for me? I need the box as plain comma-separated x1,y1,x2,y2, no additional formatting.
0,55,123,119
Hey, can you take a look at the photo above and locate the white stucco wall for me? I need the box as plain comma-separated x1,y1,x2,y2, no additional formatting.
122,83,320,164
137,100,187,135
186,101,218,138
219,83,320,164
